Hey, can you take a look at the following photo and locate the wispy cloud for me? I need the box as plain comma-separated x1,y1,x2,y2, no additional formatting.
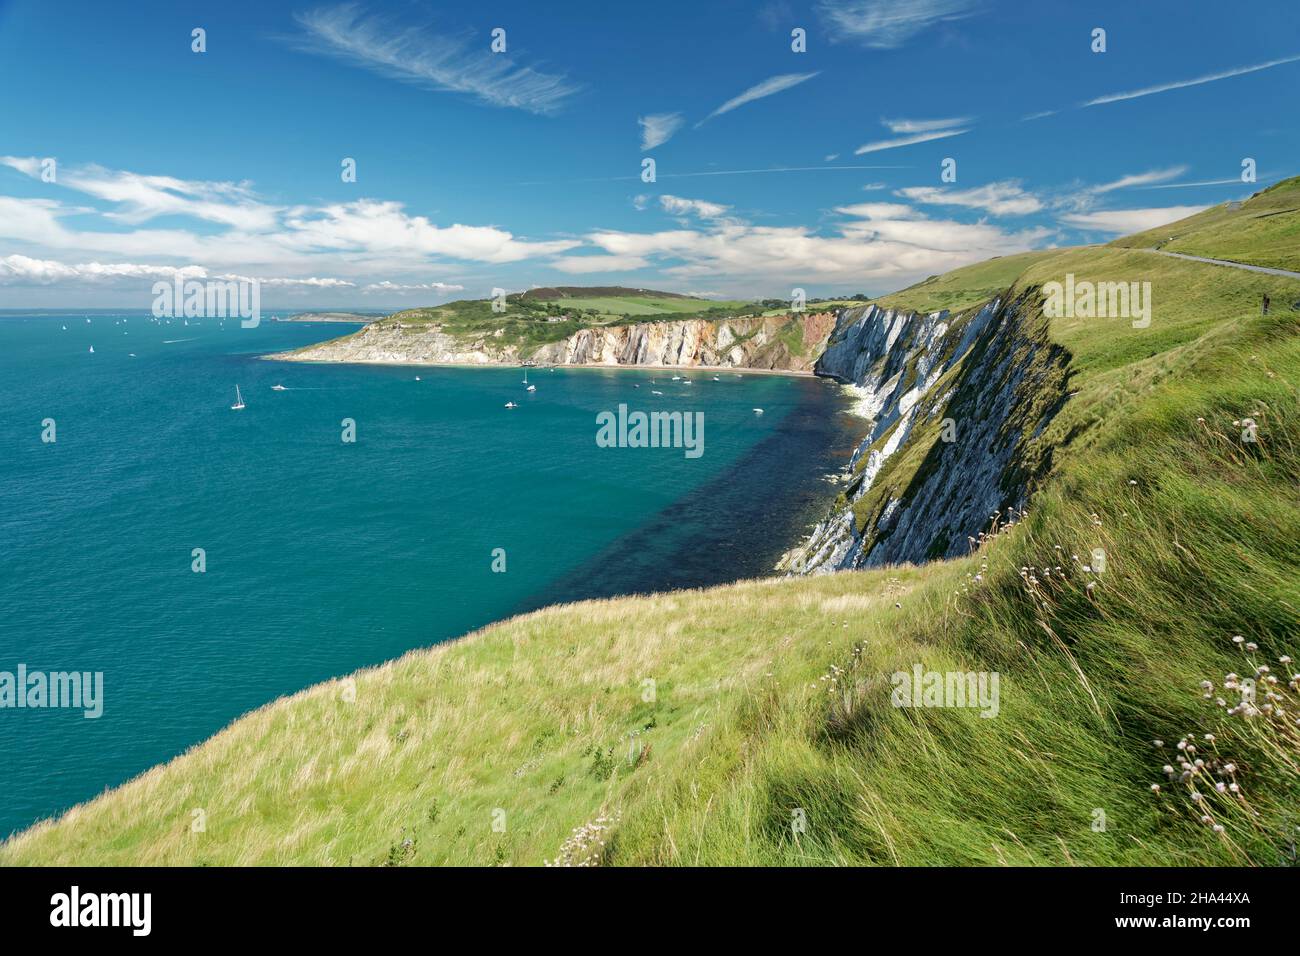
290,4,580,116
1138,178,1243,190
1092,166,1187,194
854,117,970,154
1060,206,1206,234
819,0,977,49
639,113,684,151
898,180,1042,215
883,116,972,134
1084,53,1300,107
697,72,819,127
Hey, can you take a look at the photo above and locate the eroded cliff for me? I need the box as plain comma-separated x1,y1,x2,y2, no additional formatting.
270,311,838,372
785,290,1072,572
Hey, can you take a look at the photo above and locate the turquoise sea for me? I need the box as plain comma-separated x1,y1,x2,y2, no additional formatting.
0,311,859,836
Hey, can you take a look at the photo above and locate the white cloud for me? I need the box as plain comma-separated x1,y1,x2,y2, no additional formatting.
697,72,819,126
0,254,207,284
819,0,977,49
1084,53,1300,107
550,254,650,274
1059,206,1206,234
291,4,580,115
2,157,278,231
639,113,684,151
897,181,1043,216
281,199,580,263
659,195,731,220
579,202,1049,287
0,254,356,290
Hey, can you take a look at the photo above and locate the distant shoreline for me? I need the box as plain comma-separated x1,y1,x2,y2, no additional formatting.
262,352,818,378
280,312,382,323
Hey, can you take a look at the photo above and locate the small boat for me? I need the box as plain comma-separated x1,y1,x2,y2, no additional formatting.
414,376,421,381
88,345,94,353
753,408,764,415
61,325,66,330
526,384,536,392
712,375,721,381
231,385,246,411
271,384,287,391
671,375,681,381
651,390,664,396
633,384,640,388
504,401,518,409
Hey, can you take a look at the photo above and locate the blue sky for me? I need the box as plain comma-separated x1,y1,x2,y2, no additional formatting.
0,0,1296,307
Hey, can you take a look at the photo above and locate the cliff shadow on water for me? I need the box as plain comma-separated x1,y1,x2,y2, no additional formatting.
513,375,863,610
788,287,1074,573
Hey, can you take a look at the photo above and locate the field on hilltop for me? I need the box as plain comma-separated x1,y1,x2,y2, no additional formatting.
1110,178,1300,272
5,181,1298,867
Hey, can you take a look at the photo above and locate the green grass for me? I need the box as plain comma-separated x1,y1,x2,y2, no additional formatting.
552,296,749,317
5,182,1299,867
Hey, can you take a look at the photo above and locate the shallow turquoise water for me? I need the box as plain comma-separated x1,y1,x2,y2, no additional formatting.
0,311,856,836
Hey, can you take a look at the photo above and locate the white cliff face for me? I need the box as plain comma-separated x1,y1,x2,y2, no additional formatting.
787,294,1070,574
272,311,839,373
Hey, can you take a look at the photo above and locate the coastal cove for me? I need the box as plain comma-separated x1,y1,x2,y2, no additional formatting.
0,311,859,836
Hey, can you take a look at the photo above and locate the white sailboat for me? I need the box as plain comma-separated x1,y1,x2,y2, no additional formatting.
231,385,246,410
523,367,536,391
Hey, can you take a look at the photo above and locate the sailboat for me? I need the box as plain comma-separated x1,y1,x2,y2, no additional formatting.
231,385,246,411
88,345,94,353
523,367,536,391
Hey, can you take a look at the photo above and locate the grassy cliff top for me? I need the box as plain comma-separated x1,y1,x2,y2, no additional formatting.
6,187,1298,866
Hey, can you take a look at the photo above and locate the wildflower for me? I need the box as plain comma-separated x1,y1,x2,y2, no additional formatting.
1213,824,1224,833
1150,784,1161,792
1232,635,1245,644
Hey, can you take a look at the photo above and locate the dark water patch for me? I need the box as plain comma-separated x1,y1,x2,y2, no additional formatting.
519,376,862,608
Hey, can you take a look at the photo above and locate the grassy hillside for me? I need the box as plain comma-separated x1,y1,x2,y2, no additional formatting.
1110,177,1300,272
5,185,1298,867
